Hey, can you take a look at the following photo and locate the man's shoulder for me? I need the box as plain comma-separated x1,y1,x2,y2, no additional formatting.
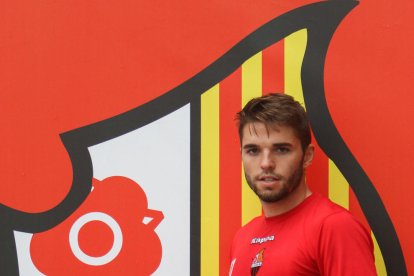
310,197,376,274
307,194,371,239
302,194,365,231
319,207,371,238
306,193,350,219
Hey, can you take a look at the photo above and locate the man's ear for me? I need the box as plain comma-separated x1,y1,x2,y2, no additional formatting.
303,144,315,168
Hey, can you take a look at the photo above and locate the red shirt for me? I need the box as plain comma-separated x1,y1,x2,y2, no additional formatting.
229,193,377,275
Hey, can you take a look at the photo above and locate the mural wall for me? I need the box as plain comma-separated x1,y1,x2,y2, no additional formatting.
1,0,412,275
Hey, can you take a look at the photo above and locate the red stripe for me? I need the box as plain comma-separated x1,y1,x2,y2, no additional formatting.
219,68,242,276
262,40,284,94
307,132,329,197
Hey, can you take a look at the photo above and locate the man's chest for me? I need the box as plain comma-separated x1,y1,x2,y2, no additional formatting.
230,224,319,275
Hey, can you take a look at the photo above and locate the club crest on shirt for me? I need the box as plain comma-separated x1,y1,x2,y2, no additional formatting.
251,248,265,276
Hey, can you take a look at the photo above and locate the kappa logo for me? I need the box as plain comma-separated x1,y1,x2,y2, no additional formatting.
251,249,265,276
251,235,275,245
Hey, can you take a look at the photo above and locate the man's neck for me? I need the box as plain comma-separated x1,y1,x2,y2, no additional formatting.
261,182,312,218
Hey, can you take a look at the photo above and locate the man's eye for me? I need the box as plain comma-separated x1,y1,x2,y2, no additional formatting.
275,147,289,154
246,148,259,155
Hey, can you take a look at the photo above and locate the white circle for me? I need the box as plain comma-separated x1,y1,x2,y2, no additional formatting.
69,212,123,266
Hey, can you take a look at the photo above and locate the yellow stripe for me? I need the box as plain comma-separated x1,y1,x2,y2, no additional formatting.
241,52,263,225
285,29,307,107
200,84,220,276
328,160,349,209
372,232,387,276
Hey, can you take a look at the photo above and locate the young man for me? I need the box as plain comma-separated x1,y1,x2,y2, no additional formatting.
229,93,377,275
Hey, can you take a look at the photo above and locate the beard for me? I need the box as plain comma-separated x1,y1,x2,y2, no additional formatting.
245,162,304,203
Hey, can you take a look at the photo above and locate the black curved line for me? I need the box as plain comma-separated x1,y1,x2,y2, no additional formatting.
0,226,19,275
0,0,355,229
0,0,405,275
190,97,202,276
301,5,407,275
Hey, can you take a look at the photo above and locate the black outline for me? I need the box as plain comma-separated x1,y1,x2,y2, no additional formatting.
190,97,201,276
0,1,406,275
301,7,407,275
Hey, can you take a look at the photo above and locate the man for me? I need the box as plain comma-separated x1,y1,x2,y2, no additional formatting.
229,93,377,275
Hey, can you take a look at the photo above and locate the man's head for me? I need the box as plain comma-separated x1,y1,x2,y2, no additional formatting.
236,93,311,151
237,93,314,204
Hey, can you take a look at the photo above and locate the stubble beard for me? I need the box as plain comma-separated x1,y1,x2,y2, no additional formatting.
245,164,304,203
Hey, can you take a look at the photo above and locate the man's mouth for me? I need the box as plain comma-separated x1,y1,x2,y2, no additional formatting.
258,175,281,182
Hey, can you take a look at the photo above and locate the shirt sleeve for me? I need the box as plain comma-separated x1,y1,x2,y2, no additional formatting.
316,211,377,276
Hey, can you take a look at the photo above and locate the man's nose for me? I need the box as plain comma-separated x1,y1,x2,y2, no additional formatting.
260,152,275,170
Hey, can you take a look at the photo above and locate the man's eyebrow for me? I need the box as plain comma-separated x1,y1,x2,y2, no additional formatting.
272,143,292,147
242,143,293,149
242,144,258,149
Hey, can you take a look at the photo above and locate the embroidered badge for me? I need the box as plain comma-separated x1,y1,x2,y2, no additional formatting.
251,248,265,276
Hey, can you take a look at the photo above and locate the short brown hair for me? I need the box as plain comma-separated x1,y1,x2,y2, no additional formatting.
236,93,311,151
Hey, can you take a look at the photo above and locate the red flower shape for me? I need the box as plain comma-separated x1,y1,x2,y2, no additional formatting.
31,176,163,275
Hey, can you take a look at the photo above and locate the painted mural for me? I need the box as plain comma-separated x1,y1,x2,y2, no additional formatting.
0,0,412,275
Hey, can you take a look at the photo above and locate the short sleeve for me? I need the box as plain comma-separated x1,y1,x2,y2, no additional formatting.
317,211,377,276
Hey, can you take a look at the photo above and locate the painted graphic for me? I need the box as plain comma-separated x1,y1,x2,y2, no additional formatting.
31,176,163,275
1,0,412,275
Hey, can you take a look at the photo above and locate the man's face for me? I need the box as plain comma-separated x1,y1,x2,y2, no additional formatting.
241,122,311,203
